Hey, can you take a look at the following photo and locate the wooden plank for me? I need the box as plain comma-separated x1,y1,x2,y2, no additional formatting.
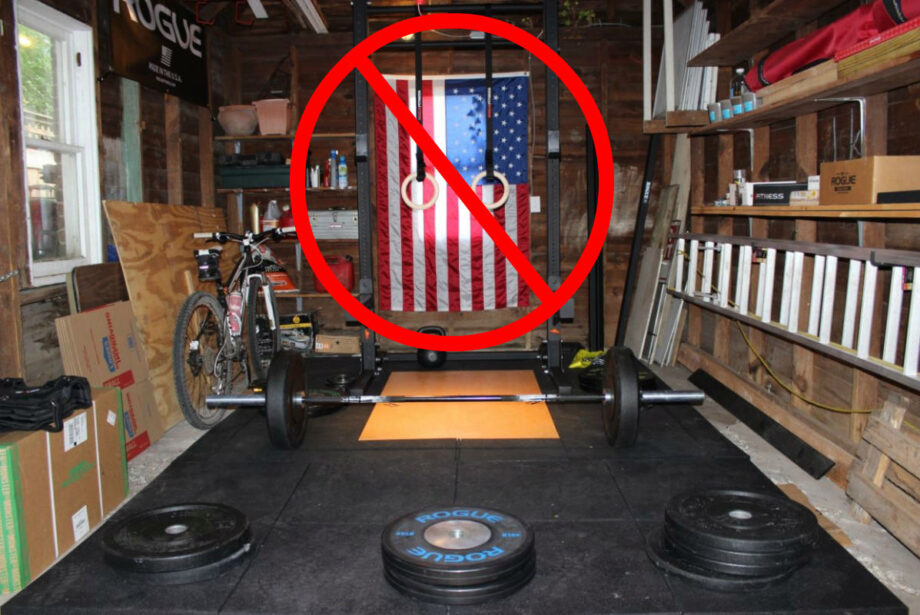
165,95,183,204
104,201,227,430
757,61,839,108
846,471,920,557
665,110,708,127
690,204,920,218
0,0,26,377
838,25,920,79
859,395,917,475
678,343,855,487
862,415,920,476
792,112,817,415
851,97,888,441
198,107,215,207
690,54,920,135
121,79,143,202
688,0,849,66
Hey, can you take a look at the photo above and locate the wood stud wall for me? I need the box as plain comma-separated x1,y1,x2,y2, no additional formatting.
676,0,920,485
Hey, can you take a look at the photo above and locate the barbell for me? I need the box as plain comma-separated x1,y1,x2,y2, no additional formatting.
205,347,705,450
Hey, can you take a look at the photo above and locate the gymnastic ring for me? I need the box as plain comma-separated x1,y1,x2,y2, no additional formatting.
401,174,439,211
470,170,510,211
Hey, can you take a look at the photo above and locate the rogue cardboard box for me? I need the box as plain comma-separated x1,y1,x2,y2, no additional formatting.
820,156,920,205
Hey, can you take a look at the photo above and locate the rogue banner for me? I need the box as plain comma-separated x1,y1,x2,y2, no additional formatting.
102,0,208,105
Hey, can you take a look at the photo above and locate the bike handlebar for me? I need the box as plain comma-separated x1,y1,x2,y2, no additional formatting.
193,227,297,243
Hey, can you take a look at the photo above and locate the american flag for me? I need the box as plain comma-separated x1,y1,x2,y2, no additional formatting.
374,74,531,312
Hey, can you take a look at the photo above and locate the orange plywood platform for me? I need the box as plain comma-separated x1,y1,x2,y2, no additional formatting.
358,370,559,441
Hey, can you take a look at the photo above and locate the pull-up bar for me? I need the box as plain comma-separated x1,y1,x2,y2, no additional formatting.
367,3,543,17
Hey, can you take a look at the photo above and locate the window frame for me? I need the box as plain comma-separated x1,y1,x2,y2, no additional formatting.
15,0,102,287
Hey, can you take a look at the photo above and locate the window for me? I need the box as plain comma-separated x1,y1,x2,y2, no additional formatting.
16,0,101,286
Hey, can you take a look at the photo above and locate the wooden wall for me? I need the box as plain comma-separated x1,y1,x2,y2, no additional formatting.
7,0,226,381
229,21,654,351
681,0,920,481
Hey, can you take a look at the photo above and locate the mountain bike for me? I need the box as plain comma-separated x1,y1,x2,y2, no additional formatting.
173,226,297,429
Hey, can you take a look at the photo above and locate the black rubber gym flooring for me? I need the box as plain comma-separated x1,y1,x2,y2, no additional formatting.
6,357,906,614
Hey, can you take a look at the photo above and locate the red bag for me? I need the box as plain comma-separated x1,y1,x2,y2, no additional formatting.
745,0,920,91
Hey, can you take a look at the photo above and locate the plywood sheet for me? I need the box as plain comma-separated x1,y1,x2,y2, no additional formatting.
104,201,228,431
360,371,559,441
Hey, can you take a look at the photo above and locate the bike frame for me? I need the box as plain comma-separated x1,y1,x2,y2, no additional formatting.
206,231,282,340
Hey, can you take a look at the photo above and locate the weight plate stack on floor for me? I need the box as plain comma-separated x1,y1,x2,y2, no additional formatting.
381,506,536,605
102,503,252,585
646,489,819,591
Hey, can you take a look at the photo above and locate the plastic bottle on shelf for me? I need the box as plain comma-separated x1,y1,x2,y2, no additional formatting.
249,203,261,233
262,199,282,232
729,68,749,115
729,67,748,98
329,150,338,189
337,155,348,189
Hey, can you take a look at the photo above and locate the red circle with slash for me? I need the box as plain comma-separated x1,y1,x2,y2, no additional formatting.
290,13,614,352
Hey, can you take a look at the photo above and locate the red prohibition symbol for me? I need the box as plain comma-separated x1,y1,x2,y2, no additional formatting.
290,13,615,352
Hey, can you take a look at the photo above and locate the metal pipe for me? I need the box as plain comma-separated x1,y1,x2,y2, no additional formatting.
205,389,705,408
639,390,705,405
379,40,518,51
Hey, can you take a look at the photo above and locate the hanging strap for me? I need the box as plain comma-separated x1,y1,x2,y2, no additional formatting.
414,32,426,182
484,25,495,180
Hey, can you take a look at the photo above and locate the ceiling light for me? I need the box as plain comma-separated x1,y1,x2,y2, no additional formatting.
246,0,269,19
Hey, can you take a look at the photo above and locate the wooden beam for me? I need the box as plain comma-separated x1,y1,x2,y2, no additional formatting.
712,133,734,364
121,79,143,202
748,125,771,385
199,107,215,207
851,93,889,441
792,113,817,414
678,343,855,488
165,94,183,205
0,0,26,377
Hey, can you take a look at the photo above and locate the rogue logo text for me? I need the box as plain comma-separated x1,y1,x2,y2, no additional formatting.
112,0,203,58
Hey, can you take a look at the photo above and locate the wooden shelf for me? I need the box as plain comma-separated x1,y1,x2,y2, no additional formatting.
691,204,920,219
688,1,848,67
217,186,356,194
643,111,710,135
691,44,920,135
214,132,355,141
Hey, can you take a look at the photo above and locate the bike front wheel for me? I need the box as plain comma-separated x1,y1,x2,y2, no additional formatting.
173,291,234,429
246,281,280,382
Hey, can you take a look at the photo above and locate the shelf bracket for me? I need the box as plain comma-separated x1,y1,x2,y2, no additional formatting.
712,128,755,173
815,97,866,158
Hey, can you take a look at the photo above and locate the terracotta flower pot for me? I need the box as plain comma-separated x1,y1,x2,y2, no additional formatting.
217,105,258,136
253,98,293,135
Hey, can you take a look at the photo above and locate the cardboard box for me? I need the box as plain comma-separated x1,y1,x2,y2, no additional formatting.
0,388,128,593
55,301,148,389
91,387,130,515
314,333,360,354
752,182,807,205
819,156,920,205
121,379,163,461
56,302,162,458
